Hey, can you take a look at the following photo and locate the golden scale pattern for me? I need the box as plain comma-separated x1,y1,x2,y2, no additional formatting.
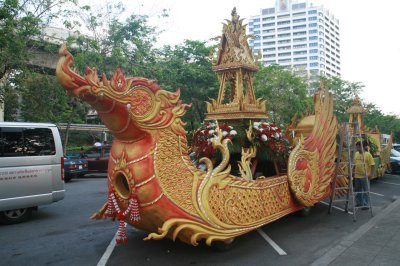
208,177,291,225
155,129,198,216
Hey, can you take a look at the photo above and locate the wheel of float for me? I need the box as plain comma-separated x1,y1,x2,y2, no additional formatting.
211,238,237,251
0,208,33,224
296,206,312,217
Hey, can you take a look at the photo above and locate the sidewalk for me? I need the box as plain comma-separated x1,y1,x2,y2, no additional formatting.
311,199,400,266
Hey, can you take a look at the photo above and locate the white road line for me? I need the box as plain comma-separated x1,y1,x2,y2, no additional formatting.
97,231,118,266
370,191,384,197
320,201,353,215
257,228,287,255
378,181,400,186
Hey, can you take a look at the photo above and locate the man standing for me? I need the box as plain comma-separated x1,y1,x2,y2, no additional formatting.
354,141,375,210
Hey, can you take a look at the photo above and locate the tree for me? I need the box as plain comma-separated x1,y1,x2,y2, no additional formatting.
65,2,159,78
153,40,219,130
17,72,86,123
254,64,313,125
314,76,364,123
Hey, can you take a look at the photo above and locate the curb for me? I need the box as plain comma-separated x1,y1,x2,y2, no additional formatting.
310,199,400,266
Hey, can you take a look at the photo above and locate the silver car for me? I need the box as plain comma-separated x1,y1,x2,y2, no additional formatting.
0,122,65,224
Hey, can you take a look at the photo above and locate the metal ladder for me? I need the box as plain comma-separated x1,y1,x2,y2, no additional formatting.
328,122,373,221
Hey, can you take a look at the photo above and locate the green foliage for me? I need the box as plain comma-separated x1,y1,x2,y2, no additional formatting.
254,64,313,125
313,76,364,123
0,0,40,80
153,40,219,131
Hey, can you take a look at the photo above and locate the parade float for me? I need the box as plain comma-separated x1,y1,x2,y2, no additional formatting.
56,8,338,246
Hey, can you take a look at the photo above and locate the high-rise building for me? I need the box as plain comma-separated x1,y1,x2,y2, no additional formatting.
248,0,341,81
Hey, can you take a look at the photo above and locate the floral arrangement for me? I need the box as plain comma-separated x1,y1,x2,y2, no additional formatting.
191,120,290,161
192,121,237,158
252,121,290,159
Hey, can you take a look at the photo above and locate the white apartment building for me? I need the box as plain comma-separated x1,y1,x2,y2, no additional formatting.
248,0,341,81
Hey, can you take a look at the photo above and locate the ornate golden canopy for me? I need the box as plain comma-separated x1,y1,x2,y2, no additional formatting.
347,95,366,130
205,8,267,120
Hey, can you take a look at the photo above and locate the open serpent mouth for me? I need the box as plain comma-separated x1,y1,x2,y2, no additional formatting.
113,172,131,200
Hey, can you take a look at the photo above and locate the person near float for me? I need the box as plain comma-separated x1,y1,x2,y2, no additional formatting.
354,141,375,210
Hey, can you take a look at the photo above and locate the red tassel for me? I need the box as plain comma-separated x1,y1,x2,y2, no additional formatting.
104,193,116,218
115,221,128,244
117,211,125,220
127,196,141,224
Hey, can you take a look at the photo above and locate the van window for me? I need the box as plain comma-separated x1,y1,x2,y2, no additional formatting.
0,127,56,157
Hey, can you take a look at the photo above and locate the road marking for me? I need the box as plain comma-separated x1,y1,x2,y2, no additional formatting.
377,181,400,186
320,201,354,215
97,230,118,266
257,228,287,255
370,191,384,197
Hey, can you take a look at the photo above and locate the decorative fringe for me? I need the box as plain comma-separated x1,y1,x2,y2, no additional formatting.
116,221,128,244
104,193,117,218
126,196,141,224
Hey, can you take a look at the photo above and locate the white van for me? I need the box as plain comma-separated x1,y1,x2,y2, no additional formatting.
0,122,65,224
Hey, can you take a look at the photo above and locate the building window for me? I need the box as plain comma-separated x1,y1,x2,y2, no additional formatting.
278,45,291,50
278,33,291,38
277,20,290,25
278,39,291,44
254,43,260,47
293,12,306,17
263,16,275,21
263,22,275,27
278,52,291,57
263,35,275,39
294,57,307,62
263,29,275,33
254,24,260,28
253,30,260,34
309,29,317,34
277,14,290,19
308,10,317,15
308,16,317,21
263,48,276,52
278,58,291,63
294,50,307,55
309,42,318,47
294,44,307,49
309,56,318,60
263,54,276,58
310,62,318,67
293,31,307,36
308,23,317,27
278,26,291,32
293,24,306,30
293,18,306,23
264,60,276,64
263,41,275,45
309,49,318,53
253,18,260,22
309,36,317,41
293,37,307,42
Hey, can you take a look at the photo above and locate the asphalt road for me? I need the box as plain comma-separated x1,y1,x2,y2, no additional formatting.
1,173,400,266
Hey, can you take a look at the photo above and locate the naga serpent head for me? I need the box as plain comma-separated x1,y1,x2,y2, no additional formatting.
56,44,191,140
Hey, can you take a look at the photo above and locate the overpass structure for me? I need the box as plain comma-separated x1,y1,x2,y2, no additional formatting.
57,123,108,132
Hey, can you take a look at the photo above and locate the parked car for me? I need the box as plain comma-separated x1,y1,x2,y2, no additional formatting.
0,122,65,224
392,144,400,152
64,155,88,182
387,149,400,174
84,145,111,173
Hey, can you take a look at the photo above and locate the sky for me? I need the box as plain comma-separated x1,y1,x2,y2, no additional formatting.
87,0,400,116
